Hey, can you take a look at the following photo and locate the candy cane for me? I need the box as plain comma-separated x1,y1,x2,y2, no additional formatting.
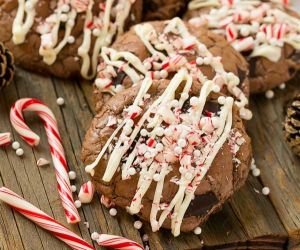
78,181,95,203
226,24,237,42
0,132,12,146
10,98,80,224
0,187,94,250
92,232,144,250
232,37,255,52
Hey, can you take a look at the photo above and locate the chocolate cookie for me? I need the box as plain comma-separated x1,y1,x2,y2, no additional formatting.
142,0,186,21
185,0,300,94
82,18,252,236
82,73,252,236
0,0,142,79
93,19,251,119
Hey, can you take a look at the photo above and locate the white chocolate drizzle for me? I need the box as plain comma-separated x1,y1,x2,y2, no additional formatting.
86,18,248,236
188,0,300,62
95,18,251,121
13,0,38,44
12,0,136,79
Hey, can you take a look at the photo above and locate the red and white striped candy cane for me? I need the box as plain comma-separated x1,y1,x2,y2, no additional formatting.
0,187,94,250
93,233,144,250
78,181,95,203
226,24,238,42
0,132,12,147
10,98,80,224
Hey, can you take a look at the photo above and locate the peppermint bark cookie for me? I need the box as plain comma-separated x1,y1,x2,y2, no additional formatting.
82,18,252,236
185,0,300,94
93,19,250,115
0,0,142,79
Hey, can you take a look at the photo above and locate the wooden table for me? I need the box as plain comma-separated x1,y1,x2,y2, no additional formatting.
0,3,300,250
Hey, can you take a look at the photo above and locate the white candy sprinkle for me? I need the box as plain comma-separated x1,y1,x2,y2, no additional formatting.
240,26,250,37
92,28,101,37
174,146,182,155
109,208,117,216
61,4,70,12
252,168,261,177
133,220,143,230
181,92,189,100
67,19,75,27
155,127,164,137
262,187,270,195
279,83,286,90
68,171,76,180
190,96,199,106
75,200,82,208
153,173,161,182
178,138,187,148
193,150,201,157
123,125,132,135
196,57,204,65
218,96,226,105
84,222,90,228
171,99,179,107
56,97,65,106
91,232,99,240
12,141,20,150
265,90,274,99
164,127,173,137
128,168,136,176
60,14,68,22
67,36,75,44
250,163,257,170
141,129,148,137
160,70,168,79
126,119,134,127
156,143,164,152
194,227,202,235
16,148,24,156
203,56,212,65
71,185,77,192
212,85,221,93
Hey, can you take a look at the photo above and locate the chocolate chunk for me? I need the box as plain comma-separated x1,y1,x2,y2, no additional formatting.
185,192,219,217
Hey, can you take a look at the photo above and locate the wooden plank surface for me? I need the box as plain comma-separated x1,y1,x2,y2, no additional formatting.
0,68,299,250
0,1,300,249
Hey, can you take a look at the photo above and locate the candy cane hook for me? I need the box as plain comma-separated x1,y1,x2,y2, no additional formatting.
0,187,94,250
10,98,80,223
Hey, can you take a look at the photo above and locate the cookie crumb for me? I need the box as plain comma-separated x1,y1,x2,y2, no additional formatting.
37,158,50,167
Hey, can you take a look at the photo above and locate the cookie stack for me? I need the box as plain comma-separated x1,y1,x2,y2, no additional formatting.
1,0,299,238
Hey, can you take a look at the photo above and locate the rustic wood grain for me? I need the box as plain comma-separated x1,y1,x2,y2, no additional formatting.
0,67,299,250
0,1,299,249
